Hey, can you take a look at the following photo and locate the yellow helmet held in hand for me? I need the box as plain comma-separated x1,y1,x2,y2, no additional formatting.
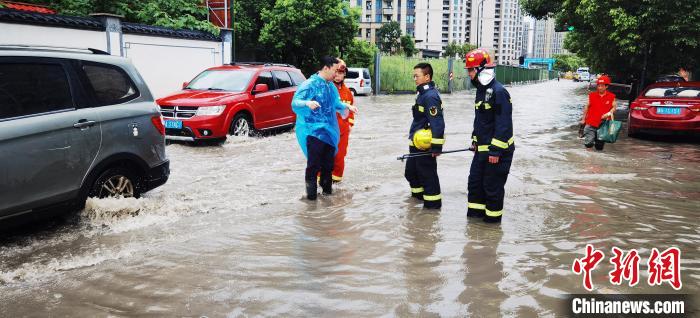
413,128,432,150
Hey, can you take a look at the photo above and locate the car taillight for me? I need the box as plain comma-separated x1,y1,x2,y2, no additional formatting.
360,79,364,87
630,101,648,111
151,115,165,135
690,105,700,112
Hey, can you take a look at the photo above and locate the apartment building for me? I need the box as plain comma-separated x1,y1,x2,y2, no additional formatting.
532,17,568,58
468,0,523,65
349,0,526,62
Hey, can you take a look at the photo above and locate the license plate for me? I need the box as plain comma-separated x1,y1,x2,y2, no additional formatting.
164,120,182,129
656,107,681,115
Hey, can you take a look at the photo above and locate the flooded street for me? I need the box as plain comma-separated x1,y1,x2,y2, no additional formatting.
1,80,698,317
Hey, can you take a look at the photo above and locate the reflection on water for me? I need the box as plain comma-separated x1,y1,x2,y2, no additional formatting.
460,222,507,317
1,81,698,317
396,205,443,317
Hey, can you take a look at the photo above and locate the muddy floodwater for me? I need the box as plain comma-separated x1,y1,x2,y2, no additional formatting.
1,81,698,317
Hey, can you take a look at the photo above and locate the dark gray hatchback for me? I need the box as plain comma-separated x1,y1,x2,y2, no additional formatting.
0,46,169,223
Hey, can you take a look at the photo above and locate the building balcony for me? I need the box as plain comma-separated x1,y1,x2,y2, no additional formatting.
382,7,394,15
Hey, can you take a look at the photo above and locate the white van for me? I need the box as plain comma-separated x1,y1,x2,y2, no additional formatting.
576,67,590,82
345,67,372,95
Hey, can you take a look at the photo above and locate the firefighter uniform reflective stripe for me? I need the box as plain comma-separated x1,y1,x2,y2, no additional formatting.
490,137,515,149
486,208,503,217
468,79,514,222
406,81,443,209
424,194,442,201
468,202,485,210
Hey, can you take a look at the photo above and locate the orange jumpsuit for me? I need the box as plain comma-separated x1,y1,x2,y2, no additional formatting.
333,82,355,181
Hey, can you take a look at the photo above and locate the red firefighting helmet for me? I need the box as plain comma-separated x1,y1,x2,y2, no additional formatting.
597,75,611,85
465,48,496,69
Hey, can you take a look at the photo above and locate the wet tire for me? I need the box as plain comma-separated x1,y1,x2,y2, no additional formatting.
349,88,357,96
229,113,256,137
89,167,140,199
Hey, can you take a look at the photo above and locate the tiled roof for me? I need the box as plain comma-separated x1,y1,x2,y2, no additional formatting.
1,1,55,14
0,8,220,41
122,22,219,41
0,8,102,29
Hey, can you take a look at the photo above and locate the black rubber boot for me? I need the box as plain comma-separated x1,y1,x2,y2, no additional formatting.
423,200,441,210
320,173,332,195
467,208,485,218
306,181,317,200
411,192,424,200
483,215,502,223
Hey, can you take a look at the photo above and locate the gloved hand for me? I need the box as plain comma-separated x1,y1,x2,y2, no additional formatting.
468,141,476,152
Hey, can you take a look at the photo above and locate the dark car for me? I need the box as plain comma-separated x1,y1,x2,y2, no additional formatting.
0,45,169,223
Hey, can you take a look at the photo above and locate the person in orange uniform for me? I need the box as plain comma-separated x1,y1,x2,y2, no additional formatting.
331,59,355,182
581,74,616,151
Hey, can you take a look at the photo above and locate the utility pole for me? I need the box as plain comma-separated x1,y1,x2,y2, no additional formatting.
231,0,236,63
476,0,485,47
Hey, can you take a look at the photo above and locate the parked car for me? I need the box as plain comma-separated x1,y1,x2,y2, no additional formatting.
628,81,700,136
655,74,686,83
574,67,590,82
0,45,169,223
156,62,305,142
345,67,372,96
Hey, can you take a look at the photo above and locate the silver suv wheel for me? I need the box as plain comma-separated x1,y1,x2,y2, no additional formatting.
89,167,140,199
101,175,135,198
230,113,254,136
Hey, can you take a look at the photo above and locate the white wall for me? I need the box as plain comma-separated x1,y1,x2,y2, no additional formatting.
122,34,221,98
0,23,106,50
0,22,226,99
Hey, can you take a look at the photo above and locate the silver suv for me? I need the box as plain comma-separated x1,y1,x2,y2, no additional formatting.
0,45,169,222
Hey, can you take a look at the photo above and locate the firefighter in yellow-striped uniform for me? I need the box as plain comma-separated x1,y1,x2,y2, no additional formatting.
405,62,445,209
465,48,514,223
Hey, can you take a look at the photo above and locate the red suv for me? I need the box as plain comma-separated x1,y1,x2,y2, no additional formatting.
156,63,306,142
628,81,700,136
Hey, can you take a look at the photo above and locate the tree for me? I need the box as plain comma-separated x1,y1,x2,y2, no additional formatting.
343,39,377,68
521,0,700,87
443,41,475,58
443,41,461,58
553,54,585,72
22,0,218,34
460,43,477,56
231,0,276,60
376,21,401,54
259,0,358,75
400,35,418,57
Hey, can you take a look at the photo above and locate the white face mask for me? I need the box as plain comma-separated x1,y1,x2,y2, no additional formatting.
478,68,495,86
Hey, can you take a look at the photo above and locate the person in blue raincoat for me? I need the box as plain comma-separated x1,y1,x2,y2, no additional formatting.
292,56,358,200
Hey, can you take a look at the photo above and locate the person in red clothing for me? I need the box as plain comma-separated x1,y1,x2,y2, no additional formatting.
581,75,616,150
332,59,355,182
